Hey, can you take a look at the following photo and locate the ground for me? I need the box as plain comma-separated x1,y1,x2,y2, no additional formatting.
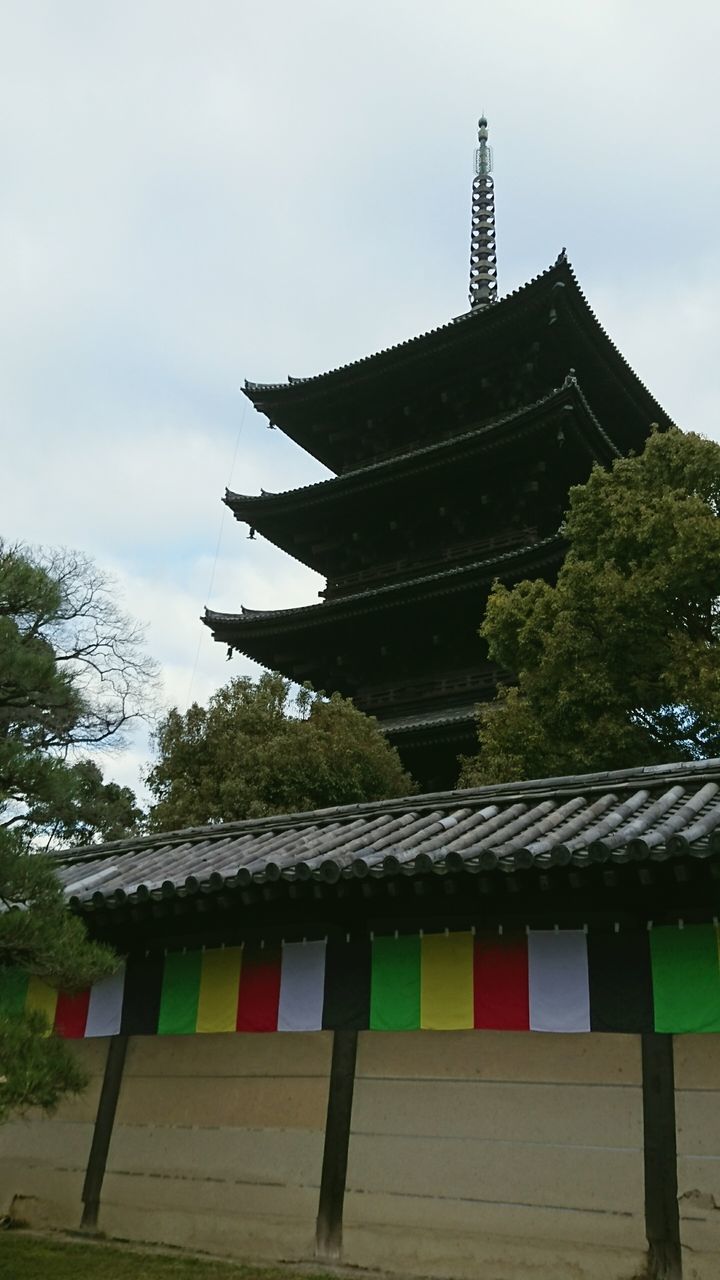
0,1233,336,1280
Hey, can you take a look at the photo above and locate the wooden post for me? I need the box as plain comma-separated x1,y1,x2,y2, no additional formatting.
642,1032,682,1280
80,1034,128,1230
315,1029,358,1260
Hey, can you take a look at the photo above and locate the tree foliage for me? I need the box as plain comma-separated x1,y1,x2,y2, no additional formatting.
460,428,720,785
1,540,153,849
0,540,155,1120
146,672,415,829
0,1011,90,1124
0,843,117,1119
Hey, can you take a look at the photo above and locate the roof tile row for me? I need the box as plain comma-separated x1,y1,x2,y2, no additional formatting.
59,760,720,908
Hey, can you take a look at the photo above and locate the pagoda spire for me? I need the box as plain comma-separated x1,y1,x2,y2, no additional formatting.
468,116,498,309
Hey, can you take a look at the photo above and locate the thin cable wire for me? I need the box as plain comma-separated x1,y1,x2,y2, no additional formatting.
186,397,248,706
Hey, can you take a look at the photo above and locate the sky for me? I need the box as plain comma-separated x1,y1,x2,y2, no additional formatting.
2,1,719,798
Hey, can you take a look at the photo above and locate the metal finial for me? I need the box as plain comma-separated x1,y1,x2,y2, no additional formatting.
469,116,498,309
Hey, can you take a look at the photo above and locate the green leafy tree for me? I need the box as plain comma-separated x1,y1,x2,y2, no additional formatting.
0,541,156,1119
1,540,153,849
460,428,720,785
146,672,414,829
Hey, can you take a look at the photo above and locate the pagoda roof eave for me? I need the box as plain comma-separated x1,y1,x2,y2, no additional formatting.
203,533,565,645
243,255,565,403
380,704,478,735
226,379,620,528
243,255,672,434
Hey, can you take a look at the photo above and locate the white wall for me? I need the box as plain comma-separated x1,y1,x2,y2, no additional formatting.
675,1035,720,1280
343,1030,647,1280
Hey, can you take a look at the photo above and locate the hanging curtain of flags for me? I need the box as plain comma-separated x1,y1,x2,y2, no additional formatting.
3,925,720,1037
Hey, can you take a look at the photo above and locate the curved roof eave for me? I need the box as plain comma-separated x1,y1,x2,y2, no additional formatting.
226,379,621,525
242,254,673,431
381,704,479,735
559,259,671,426
243,254,567,404
202,533,565,643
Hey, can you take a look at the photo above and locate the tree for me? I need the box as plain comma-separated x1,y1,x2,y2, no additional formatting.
0,845,116,1121
27,759,144,850
1,540,154,849
460,428,720,786
146,672,414,829
0,541,156,1119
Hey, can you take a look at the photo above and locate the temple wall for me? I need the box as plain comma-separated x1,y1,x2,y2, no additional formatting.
675,1035,720,1280
7,1030,720,1278
100,1032,331,1259
343,1030,647,1280
0,1038,105,1228
0,1033,331,1260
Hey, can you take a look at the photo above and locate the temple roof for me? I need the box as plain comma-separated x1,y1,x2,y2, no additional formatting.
59,758,720,911
380,704,478,736
204,532,564,641
244,256,639,400
227,378,620,531
242,255,672,472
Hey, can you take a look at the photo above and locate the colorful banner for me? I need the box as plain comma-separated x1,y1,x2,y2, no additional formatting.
650,925,720,1033
474,935,529,1029
3,925,720,1037
278,940,326,1031
85,967,125,1037
421,932,474,1030
236,945,281,1031
196,947,242,1033
528,930,591,1033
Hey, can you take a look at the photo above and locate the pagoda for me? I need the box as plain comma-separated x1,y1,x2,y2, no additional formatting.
205,120,673,789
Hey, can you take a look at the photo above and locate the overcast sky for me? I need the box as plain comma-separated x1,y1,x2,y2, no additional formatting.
2,1,719,797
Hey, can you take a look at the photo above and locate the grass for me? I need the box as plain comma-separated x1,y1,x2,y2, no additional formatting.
0,1233,336,1280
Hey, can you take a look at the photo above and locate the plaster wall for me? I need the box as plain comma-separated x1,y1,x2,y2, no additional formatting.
0,1038,105,1229
675,1035,720,1280
342,1030,647,1280
100,1032,331,1260
9,1028,720,1280
0,1033,331,1261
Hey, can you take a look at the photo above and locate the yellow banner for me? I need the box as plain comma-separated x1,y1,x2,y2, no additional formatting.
196,947,243,1033
421,932,474,1030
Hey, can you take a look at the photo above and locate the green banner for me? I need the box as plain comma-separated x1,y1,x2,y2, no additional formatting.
370,935,421,1031
158,950,202,1035
651,925,720,1033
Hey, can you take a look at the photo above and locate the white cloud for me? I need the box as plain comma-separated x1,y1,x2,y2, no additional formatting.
591,263,720,441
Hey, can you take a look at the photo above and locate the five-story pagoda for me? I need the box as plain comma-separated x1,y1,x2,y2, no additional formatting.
205,120,673,789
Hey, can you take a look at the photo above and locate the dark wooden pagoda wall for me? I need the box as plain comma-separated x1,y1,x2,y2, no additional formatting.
284,335,543,473
253,587,502,706
303,420,588,595
387,723,479,792
325,339,544,473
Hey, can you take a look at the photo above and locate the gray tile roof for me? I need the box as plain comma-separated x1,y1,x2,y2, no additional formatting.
58,759,720,909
